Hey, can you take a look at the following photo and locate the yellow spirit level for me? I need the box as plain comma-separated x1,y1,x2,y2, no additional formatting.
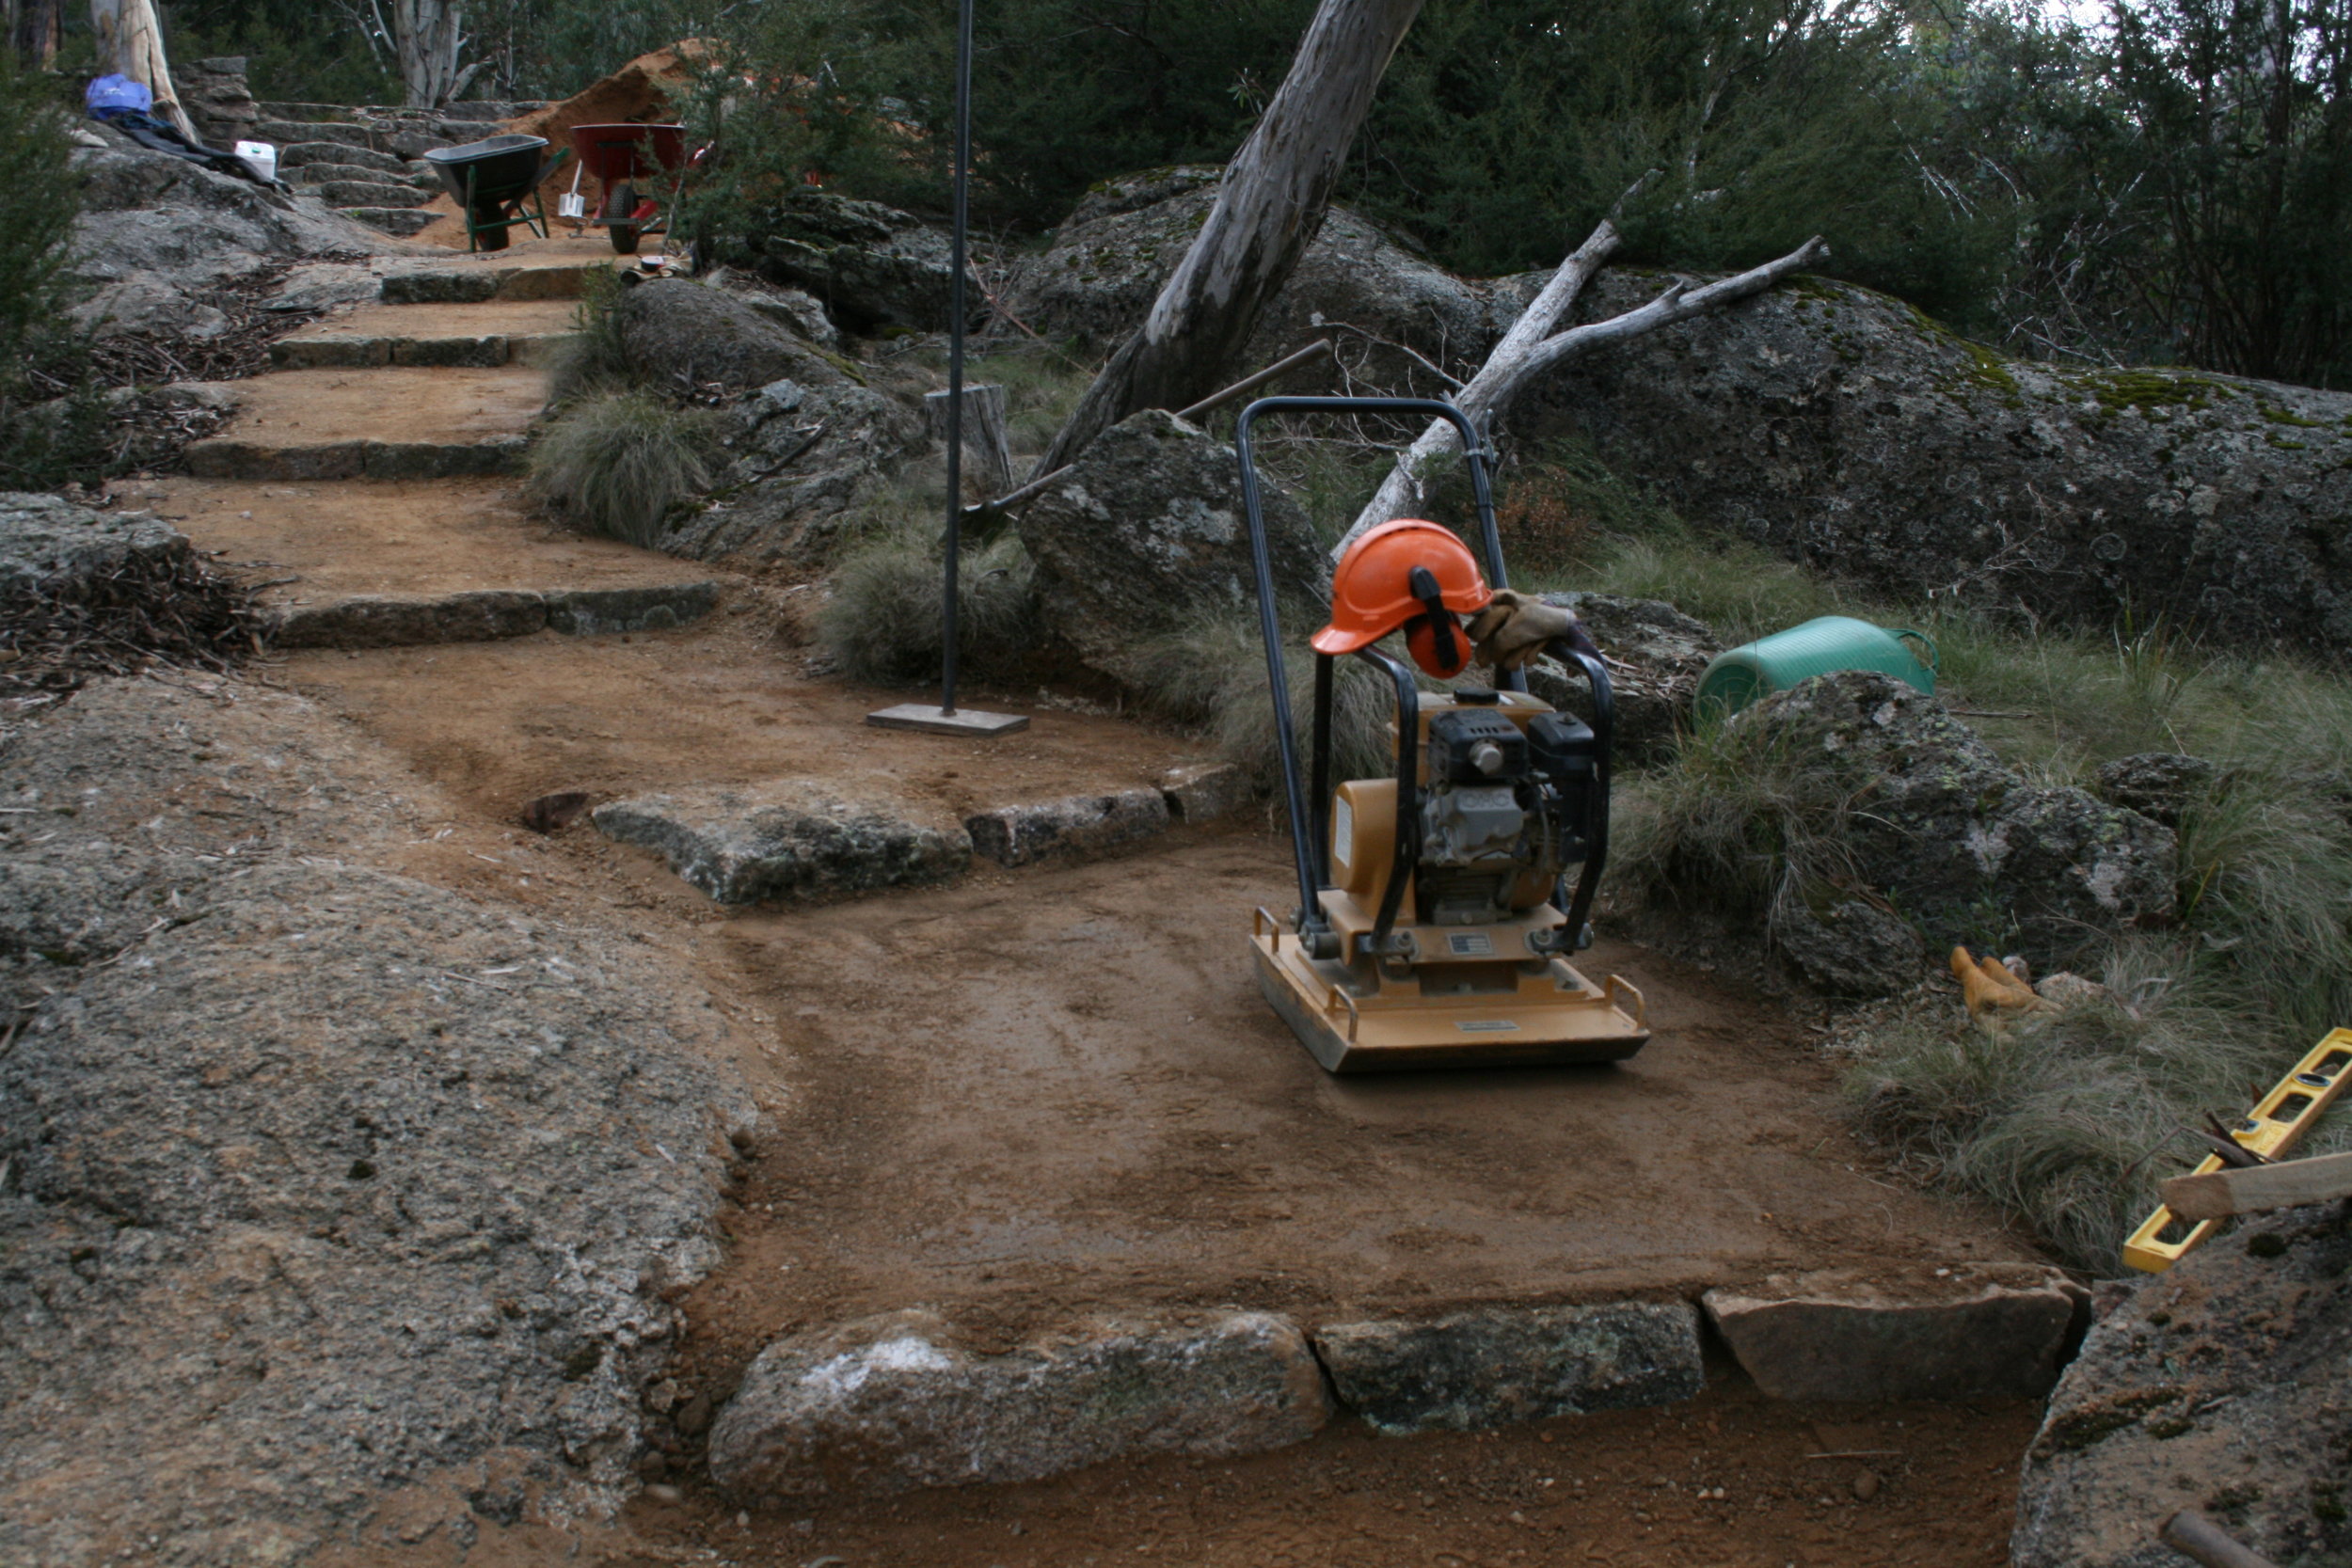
2123,1028,2352,1273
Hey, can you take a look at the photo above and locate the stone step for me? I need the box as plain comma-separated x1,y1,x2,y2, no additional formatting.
379,261,609,305
272,300,580,370
341,208,438,239
273,581,721,649
183,366,543,481
255,119,371,148
312,177,436,208
293,161,435,192
253,101,361,121
187,436,526,482
277,140,413,175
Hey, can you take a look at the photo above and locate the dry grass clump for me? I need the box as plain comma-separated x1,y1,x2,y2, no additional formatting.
527,390,716,549
818,511,1041,687
1125,613,1402,790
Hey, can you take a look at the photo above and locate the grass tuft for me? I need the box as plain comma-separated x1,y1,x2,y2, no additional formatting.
818,509,1042,687
1486,435,2352,1271
527,390,716,549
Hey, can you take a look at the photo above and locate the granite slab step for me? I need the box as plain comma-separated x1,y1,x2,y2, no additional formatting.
342,208,438,239
278,141,415,176
294,162,434,192
271,580,720,649
312,178,435,208
256,119,371,147
185,436,528,482
379,262,609,305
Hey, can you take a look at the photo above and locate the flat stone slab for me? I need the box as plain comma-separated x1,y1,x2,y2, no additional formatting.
271,581,718,648
542,581,720,635
185,436,530,482
1703,1264,2082,1402
379,261,608,305
1311,1302,1706,1436
964,786,1169,866
709,1309,1329,1499
594,778,972,903
272,590,547,648
1158,761,1250,824
0,492,185,592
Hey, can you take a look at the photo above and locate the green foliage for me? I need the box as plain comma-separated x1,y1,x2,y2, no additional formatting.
546,269,635,403
0,57,112,491
817,496,1042,687
526,389,715,547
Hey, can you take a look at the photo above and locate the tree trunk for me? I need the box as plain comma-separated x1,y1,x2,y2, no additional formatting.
1331,235,1830,559
1033,0,1426,477
389,0,466,108
89,0,196,139
12,0,60,69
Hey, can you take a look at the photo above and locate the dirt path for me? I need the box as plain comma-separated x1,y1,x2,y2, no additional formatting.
137,230,2057,1565
325,1382,2037,1568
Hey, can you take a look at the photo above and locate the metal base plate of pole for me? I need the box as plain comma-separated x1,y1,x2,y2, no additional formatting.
866,704,1029,736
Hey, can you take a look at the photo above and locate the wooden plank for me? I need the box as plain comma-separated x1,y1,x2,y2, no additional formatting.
2160,1149,2352,1222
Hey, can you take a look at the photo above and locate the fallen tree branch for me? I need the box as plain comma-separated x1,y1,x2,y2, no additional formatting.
1331,230,1830,560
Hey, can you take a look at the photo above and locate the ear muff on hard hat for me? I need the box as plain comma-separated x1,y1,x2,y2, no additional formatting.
1312,519,1492,678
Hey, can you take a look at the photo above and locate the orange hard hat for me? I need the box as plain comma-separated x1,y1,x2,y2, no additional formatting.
1312,519,1491,676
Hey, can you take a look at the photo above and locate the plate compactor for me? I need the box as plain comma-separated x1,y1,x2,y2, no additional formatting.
1235,397,1650,1072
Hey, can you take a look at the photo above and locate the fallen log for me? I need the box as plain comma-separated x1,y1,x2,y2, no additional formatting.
1330,232,1830,560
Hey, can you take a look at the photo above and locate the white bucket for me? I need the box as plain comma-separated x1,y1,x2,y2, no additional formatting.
234,139,277,182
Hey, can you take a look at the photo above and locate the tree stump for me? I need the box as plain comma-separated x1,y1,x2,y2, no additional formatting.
927,385,1014,495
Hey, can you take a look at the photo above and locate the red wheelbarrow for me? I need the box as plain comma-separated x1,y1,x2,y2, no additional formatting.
568,122,687,254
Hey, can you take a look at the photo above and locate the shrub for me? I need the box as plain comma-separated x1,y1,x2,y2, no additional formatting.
527,390,715,548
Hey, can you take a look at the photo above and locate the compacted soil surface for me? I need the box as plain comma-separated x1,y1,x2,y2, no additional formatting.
325,1382,2037,1567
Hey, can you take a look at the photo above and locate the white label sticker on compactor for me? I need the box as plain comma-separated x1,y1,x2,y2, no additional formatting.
1331,794,1353,869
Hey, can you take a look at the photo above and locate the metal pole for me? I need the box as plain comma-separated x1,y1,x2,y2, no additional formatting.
938,0,975,717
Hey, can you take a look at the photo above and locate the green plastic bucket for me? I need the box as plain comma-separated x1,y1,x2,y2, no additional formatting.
1694,615,1937,720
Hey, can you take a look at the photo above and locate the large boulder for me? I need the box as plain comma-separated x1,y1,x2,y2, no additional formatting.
1680,672,2176,990
2012,1203,2352,1568
662,375,929,567
1015,408,1326,694
747,191,977,334
997,167,1508,392
612,278,851,393
1522,273,2352,657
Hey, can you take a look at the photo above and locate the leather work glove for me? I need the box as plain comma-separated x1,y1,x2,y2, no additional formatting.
1464,589,1599,671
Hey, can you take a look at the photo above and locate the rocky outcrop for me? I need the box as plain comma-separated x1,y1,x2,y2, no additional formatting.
178,57,259,150
0,492,187,591
997,166,1511,391
1666,671,2176,990
1522,273,2352,657
0,679,751,1563
612,278,852,393
2012,1203,2352,1568
664,375,930,567
2091,752,2217,829
1016,408,1326,695
709,1310,1329,1498
744,191,977,335
69,123,394,342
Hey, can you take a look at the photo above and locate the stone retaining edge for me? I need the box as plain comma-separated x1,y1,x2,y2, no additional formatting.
702,1273,2080,1503
270,580,721,649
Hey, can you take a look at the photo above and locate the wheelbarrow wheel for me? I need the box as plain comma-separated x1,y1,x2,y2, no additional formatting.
605,181,640,254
